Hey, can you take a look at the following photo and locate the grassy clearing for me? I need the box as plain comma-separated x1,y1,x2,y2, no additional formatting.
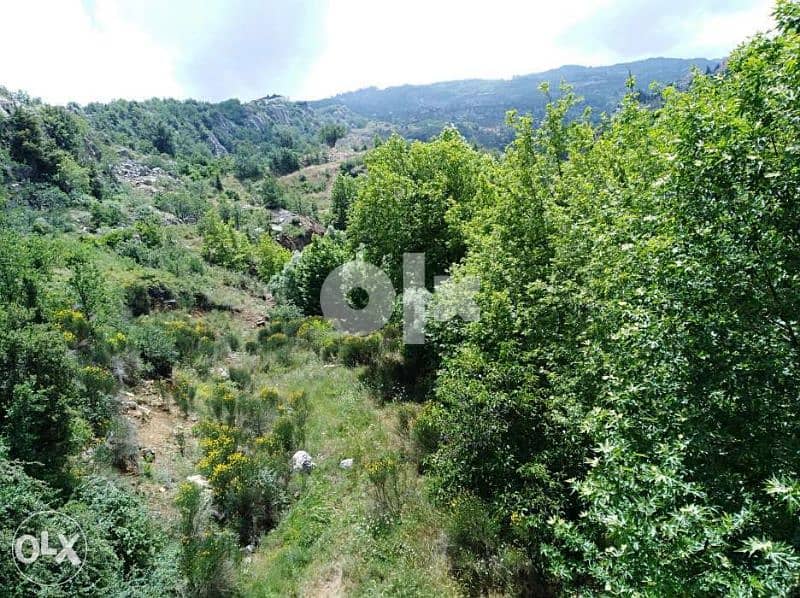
238,350,458,597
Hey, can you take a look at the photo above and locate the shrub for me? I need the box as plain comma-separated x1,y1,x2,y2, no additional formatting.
255,235,291,282
104,417,139,474
330,172,357,229
364,453,406,520
360,351,405,401
257,175,285,209
176,482,238,597
445,495,525,594
319,122,347,148
130,320,177,378
268,231,349,315
78,365,117,434
337,333,382,367
154,190,210,223
74,477,165,576
411,402,445,464
199,209,253,272
296,316,336,354
269,147,300,175
125,282,152,316
208,381,238,423
228,366,252,391
90,200,126,228
262,332,288,351
172,372,196,416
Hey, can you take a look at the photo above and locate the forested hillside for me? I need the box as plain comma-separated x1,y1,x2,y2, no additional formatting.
313,57,722,147
1,2,799,596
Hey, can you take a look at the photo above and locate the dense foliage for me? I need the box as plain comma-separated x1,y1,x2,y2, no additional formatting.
342,3,800,594
1,3,798,595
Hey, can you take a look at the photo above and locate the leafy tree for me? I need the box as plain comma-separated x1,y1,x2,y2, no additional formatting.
421,7,800,593
269,231,348,314
199,209,253,272
319,122,347,147
233,142,265,180
330,172,357,229
258,174,284,209
0,318,77,484
152,121,177,156
269,147,300,175
255,235,291,282
347,129,483,288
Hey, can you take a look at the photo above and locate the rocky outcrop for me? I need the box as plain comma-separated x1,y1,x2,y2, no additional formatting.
271,209,325,251
112,157,177,194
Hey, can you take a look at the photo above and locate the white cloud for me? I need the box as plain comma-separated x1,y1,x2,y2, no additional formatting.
296,0,609,99
0,0,778,104
0,0,183,104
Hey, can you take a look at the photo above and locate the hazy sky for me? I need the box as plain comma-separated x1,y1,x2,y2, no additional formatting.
0,0,775,105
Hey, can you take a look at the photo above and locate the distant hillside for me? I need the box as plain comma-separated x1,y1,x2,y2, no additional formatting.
82,95,364,161
312,57,722,147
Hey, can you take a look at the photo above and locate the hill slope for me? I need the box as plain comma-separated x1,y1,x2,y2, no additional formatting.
312,57,721,147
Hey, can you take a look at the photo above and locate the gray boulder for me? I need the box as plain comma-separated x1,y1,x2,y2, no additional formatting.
291,450,314,473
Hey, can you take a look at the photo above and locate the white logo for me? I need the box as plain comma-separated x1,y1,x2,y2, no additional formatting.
320,252,480,343
12,510,86,587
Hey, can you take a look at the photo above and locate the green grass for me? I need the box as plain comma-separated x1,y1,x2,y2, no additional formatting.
238,350,459,597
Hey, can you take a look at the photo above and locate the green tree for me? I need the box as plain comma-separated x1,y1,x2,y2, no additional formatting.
269,231,348,314
255,235,291,282
330,172,357,229
319,122,347,147
199,209,253,272
347,129,483,288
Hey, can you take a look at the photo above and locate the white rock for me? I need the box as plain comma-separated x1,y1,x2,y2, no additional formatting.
339,458,354,470
186,474,211,489
291,450,314,473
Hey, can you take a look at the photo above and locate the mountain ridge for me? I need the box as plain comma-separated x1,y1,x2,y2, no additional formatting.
311,56,722,146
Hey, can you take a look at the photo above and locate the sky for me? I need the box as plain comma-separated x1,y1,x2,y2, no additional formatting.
0,0,776,105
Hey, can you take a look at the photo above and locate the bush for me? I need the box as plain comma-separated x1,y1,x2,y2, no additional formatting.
130,320,178,378
337,333,382,367
176,482,238,597
228,366,252,391
360,351,405,400
411,402,444,464
269,231,349,315
74,477,165,576
78,365,117,434
0,321,77,484
172,372,196,416
104,417,139,474
319,122,347,148
255,235,291,282
154,190,210,223
257,175,285,209
199,209,253,272
90,200,126,228
445,495,526,594
262,332,288,350
269,147,300,175
364,453,406,520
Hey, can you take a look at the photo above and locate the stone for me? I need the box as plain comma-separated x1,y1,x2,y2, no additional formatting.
291,450,314,473
339,458,354,470
186,474,211,489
